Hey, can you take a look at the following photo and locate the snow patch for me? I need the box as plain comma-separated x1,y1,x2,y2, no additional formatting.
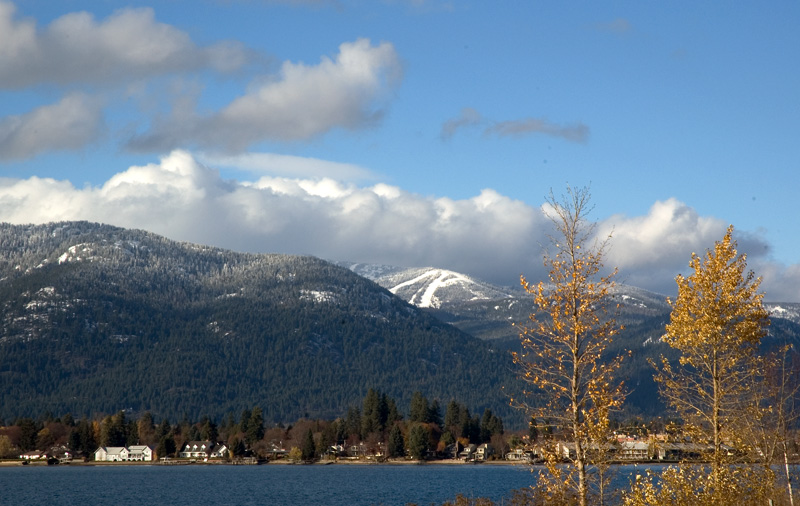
300,290,337,303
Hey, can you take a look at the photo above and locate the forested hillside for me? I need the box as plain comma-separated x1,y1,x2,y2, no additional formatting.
0,222,520,425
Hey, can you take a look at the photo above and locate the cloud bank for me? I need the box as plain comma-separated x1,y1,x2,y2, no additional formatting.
0,150,796,302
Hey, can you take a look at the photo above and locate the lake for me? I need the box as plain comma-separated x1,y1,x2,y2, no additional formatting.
0,462,672,505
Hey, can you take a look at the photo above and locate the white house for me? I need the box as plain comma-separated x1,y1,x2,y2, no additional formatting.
126,445,154,461
94,446,128,462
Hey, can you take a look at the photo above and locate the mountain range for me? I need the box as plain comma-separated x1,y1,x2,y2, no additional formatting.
343,262,800,416
1,221,798,428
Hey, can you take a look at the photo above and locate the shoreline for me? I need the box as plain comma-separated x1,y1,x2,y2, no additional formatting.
0,458,686,468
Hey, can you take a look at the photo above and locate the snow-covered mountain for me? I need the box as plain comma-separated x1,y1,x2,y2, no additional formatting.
343,262,800,342
342,262,675,342
343,263,519,309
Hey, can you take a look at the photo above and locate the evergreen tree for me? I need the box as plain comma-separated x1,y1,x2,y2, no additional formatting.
407,424,429,460
156,433,176,459
479,409,503,443
344,406,362,440
101,411,127,447
409,392,430,423
229,436,245,457
361,389,382,436
156,418,171,440
301,428,316,461
386,397,402,424
444,400,461,433
428,400,442,429
239,409,252,436
387,424,405,458
126,420,139,446
319,422,336,456
16,418,39,451
245,407,264,445
201,417,219,443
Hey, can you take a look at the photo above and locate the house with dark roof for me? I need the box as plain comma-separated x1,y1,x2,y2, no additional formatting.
179,441,228,460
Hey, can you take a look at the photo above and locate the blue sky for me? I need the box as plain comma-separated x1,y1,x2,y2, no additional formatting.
1,0,798,301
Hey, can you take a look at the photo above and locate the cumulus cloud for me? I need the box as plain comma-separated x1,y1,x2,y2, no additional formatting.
441,108,589,143
0,93,104,160
126,38,402,152
0,150,796,302
0,1,248,88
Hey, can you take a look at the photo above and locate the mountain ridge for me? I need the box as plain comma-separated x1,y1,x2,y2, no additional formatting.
0,221,520,425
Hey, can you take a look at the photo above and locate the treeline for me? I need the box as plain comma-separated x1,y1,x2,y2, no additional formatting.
0,389,507,461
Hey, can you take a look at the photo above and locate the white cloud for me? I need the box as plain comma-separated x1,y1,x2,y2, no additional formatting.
200,152,377,181
0,93,104,160
0,150,796,302
0,1,248,88
126,38,402,152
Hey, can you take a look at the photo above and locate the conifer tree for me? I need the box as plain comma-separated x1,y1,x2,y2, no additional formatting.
301,428,316,461
361,389,382,436
408,424,430,460
409,391,430,423
513,186,624,506
387,424,405,458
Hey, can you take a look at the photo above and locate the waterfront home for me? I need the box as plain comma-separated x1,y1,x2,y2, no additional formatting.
505,448,533,462
458,444,478,460
475,443,494,461
654,442,709,461
94,446,128,462
443,443,461,459
619,441,651,461
126,445,154,461
347,442,368,458
179,441,228,460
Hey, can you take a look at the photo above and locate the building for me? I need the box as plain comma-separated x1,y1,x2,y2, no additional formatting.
475,443,494,461
94,446,128,462
126,445,154,461
94,445,153,462
179,441,228,460
618,441,651,461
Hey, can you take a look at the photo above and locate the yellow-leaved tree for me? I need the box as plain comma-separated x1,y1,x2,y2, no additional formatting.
513,186,625,506
628,225,772,505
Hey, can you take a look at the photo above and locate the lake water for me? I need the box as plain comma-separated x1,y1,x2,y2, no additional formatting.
0,463,666,505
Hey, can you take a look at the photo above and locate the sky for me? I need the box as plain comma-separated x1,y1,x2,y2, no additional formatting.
0,0,798,302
